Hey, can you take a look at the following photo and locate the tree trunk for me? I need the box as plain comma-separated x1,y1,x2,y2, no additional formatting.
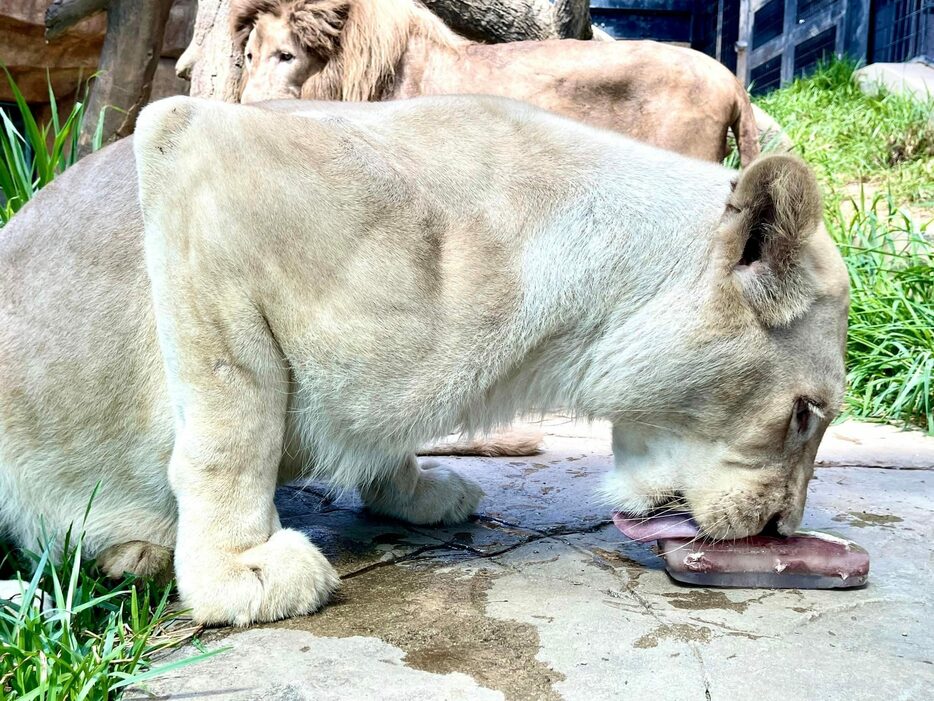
45,0,109,40
176,0,242,101
77,0,174,153
420,0,556,43
554,0,593,40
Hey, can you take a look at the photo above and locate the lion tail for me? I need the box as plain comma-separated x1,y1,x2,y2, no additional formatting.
417,429,545,457
732,88,761,168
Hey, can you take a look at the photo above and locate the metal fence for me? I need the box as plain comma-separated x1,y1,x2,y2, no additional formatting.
589,1,716,45
734,0,871,93
588,1,933,93
726,0,934,91
869,0,933,62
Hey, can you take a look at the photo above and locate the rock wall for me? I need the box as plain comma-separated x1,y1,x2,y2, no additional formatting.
0,0,195,106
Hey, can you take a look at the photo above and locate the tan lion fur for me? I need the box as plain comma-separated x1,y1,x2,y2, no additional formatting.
416,429,545,458
231,0,761,165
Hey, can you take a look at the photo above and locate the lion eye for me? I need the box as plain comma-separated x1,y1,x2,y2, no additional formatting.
279,52,294,62
794,400,811,433
792,397,825,439
246,52,253,62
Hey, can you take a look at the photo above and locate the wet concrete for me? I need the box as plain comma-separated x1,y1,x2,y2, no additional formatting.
275,565,564,700
132,419,934,700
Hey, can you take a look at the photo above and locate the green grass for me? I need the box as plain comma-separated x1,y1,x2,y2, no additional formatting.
755,60,933,433
0,67,104,226
755,59,933,209
832,192,932,432
0,531,216,700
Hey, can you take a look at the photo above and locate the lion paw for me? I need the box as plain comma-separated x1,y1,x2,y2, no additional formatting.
177,529,339,626
364,459,484,526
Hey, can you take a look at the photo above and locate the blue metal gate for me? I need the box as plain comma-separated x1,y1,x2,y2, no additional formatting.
589,1,718,46
586,2,932,92
869,0,933,62
738,0,871,93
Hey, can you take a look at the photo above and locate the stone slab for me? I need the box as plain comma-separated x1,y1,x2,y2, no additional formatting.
486,465,933,700
855,61,934,102
125,629,503,701
133,419,934,700
818,421,934,469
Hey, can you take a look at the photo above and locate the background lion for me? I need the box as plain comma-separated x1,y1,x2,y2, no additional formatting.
232,0,761,166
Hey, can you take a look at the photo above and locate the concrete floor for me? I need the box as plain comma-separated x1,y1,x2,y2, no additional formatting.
130,419,934,701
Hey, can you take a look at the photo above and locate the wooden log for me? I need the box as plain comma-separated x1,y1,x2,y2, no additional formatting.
78,0,174,153
45,0,109,40
420,0,556,43
554,0,593,40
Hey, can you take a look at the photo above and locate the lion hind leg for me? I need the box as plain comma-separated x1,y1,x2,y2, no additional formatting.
96,541,174,584
360,455,483,526
417,428,544,458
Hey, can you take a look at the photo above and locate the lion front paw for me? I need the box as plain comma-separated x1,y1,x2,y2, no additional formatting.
364,459,484,526
177,529,339,626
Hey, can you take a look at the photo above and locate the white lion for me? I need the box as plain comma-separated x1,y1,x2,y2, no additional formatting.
0,95,848,625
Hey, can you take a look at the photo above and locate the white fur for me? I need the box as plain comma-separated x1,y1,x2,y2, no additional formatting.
0,95,847,626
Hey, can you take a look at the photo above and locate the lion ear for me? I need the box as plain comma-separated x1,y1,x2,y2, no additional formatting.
289,0,351,58
725,154,823,326
230,0,278,50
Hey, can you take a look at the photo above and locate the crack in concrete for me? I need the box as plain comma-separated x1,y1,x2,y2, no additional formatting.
420,520,616,562
281,484,625,585
685,615,774,641
471,514,543,534
544,535,672,625
339,518,617,583
572,538,671,626
624,585,666,626
796,596,893,624
689,642,713,701
282,485,613,540
340,543,453,579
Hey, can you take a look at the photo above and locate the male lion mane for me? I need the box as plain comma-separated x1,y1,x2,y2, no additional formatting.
231,0,462,101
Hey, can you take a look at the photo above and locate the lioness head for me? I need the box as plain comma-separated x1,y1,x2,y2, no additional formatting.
232,0,348,103
599,155,848,539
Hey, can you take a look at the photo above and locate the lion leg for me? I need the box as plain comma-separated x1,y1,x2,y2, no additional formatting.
141,189,339,625
96,541,174,584
162,337,339,625
161,315,339,625
360,455,484,526
417,428,544,457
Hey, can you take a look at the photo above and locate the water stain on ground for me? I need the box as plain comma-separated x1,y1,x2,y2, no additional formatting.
833,511,904,528
633,623,713,649
663,590,752,613
269,563,564,701
522,462,551,476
